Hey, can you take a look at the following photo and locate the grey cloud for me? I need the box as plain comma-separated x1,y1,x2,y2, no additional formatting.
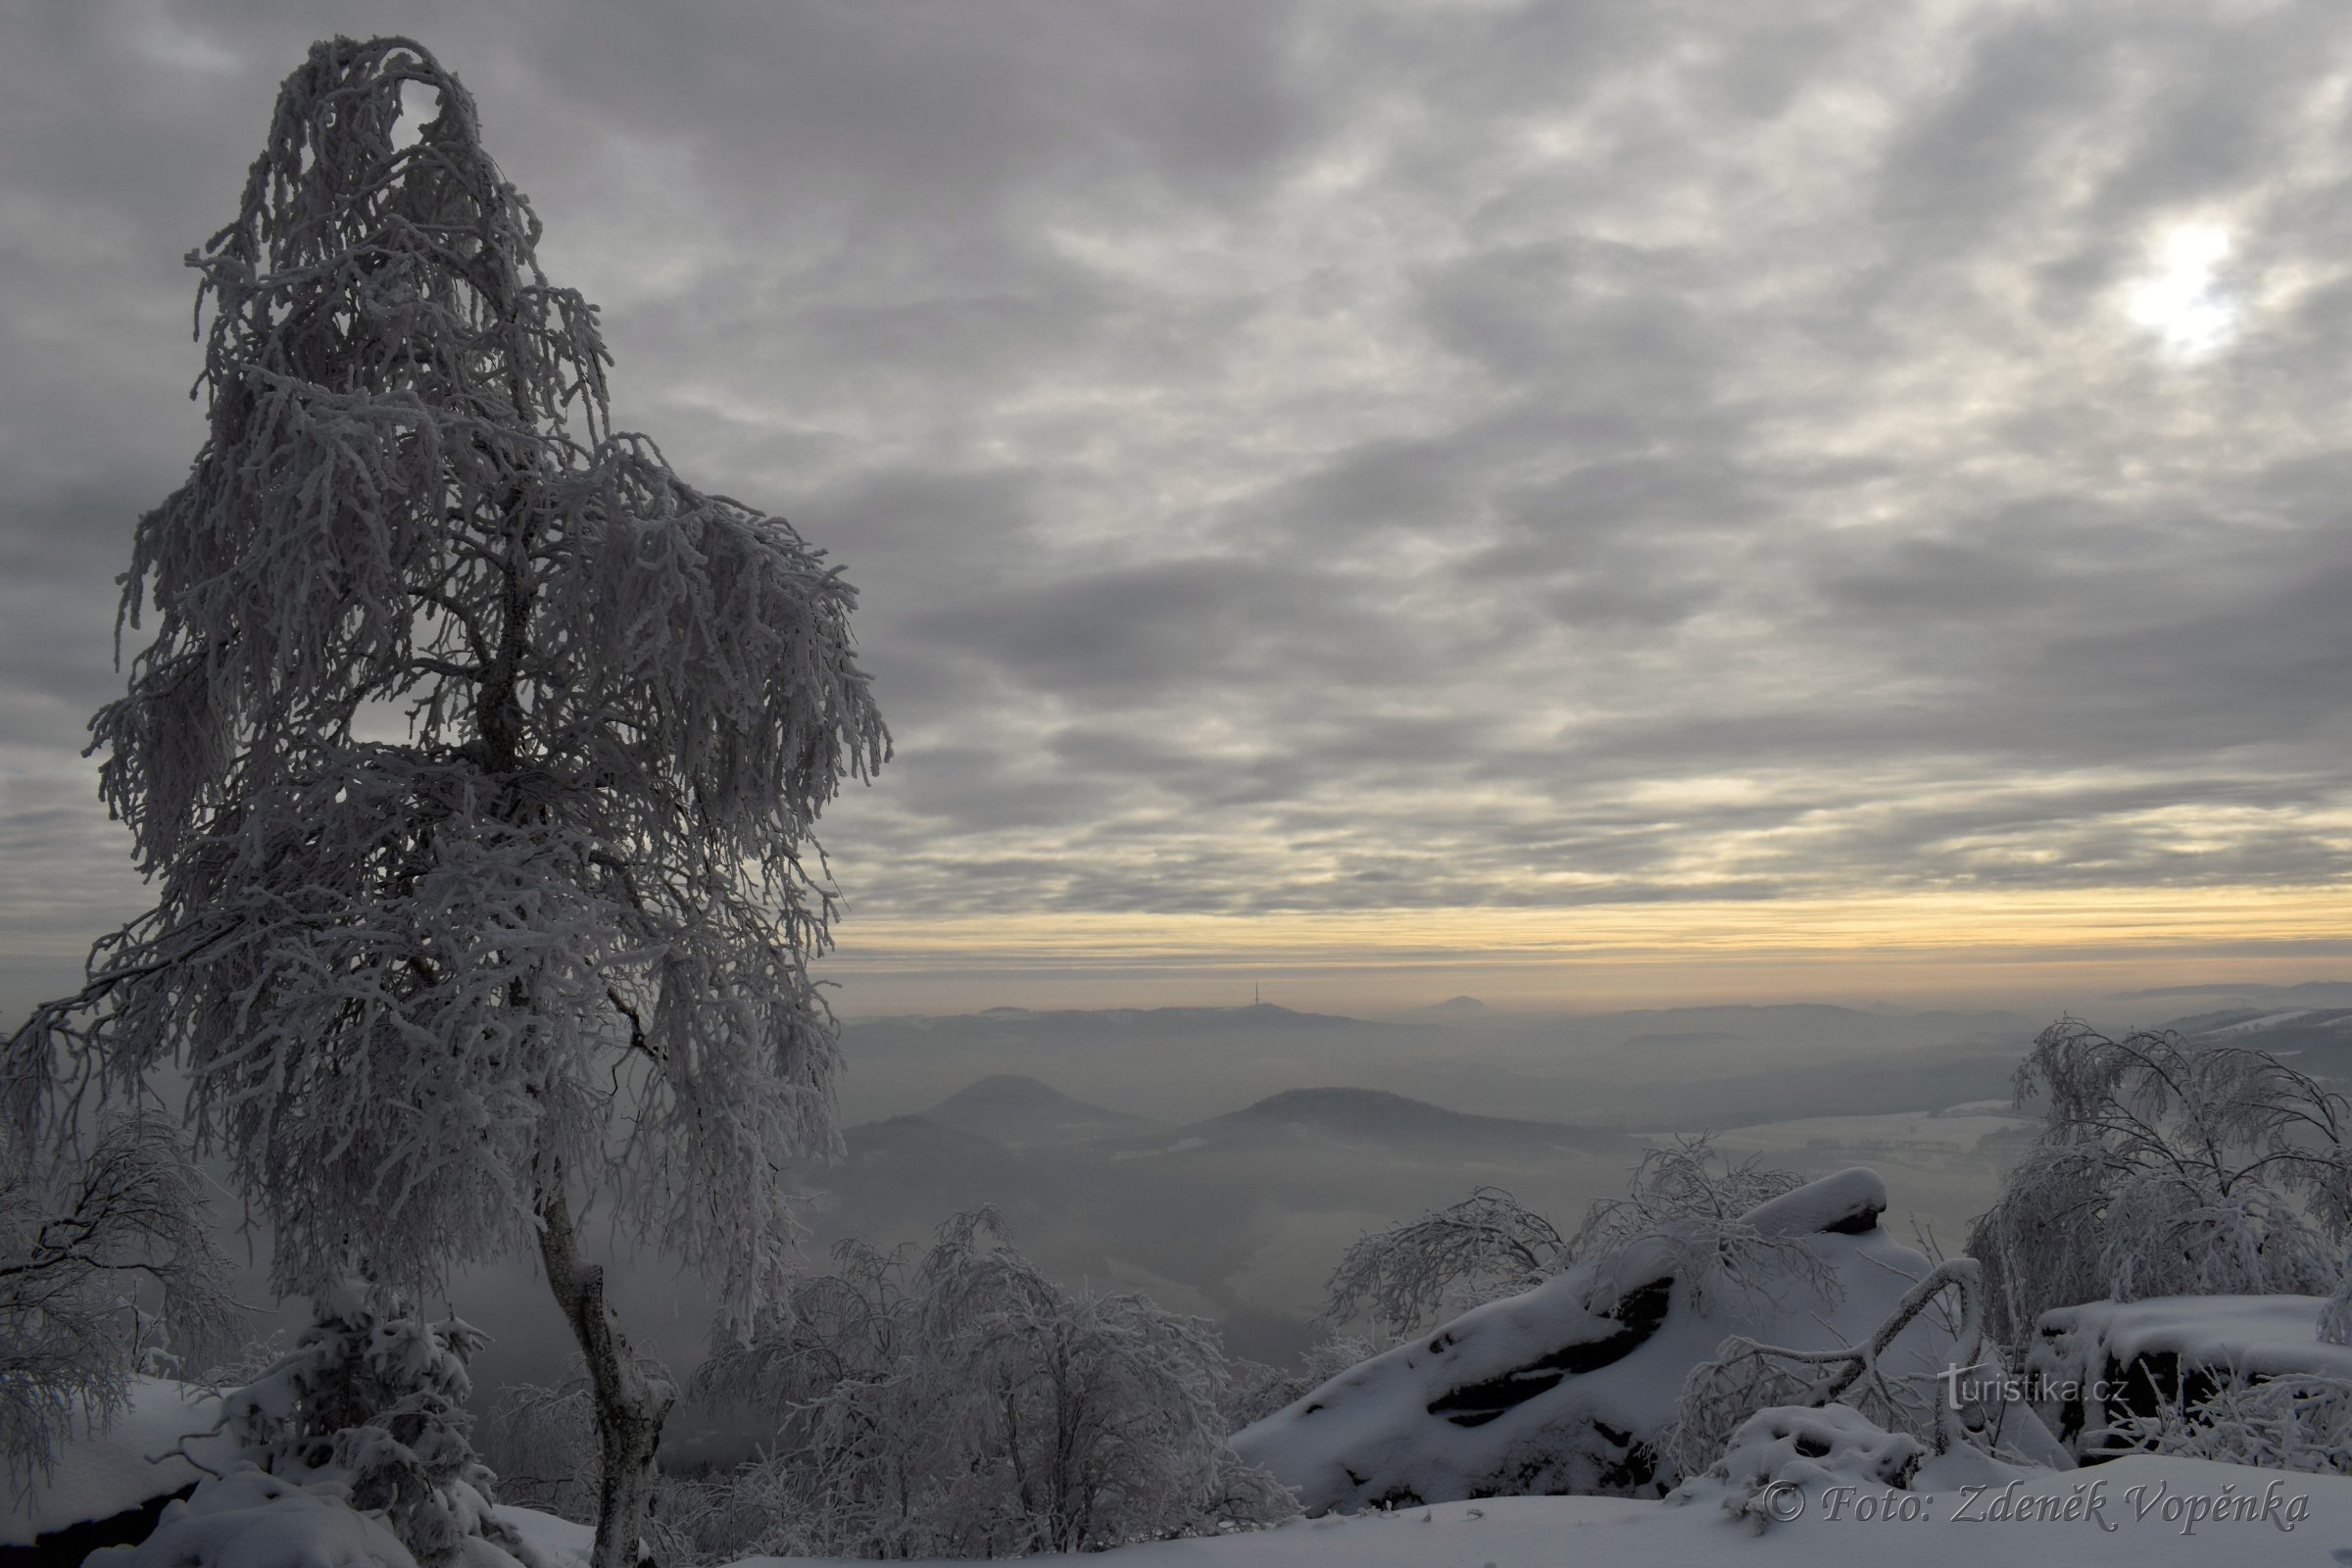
8,0,2352,955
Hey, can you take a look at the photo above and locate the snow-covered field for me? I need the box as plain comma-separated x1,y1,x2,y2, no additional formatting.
497,1461,2352,1568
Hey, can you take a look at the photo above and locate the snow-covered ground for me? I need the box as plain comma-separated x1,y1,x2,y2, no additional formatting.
497,1461,2352,1568
0,1377,232,1546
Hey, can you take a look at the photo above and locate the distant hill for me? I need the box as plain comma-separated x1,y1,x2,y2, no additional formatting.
2158,1005,2352,1082
2117,979,2352,1006
1169,1086,1625,1155
922,1074,1166,1148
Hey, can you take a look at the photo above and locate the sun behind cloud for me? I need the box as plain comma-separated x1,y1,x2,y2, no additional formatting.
2126,222,2238,359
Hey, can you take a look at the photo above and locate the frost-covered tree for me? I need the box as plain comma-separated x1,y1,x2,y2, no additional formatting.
693,1212,1298,1558
2,36,885,1565
1,1115,237,1488
1965,1020,2352,1358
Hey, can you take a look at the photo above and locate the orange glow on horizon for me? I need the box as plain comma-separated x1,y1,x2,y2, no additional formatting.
820,884,2352,1014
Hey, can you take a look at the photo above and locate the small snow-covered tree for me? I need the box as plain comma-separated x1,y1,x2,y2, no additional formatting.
214,1281,524,1566
1566,1137,1823,1314
1321,1186,1565,1339
695,1211,1297,1558
1,1113,237,1488
1965,1020,2352,1358
3,36,885,1565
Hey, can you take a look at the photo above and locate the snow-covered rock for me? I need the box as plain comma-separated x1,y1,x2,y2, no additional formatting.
1,1378,234,1556
2032,1294,2352,1457
81,1468,418,1568
1231,1167,2050,1511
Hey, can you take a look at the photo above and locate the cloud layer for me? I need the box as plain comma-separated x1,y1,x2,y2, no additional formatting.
4,0,2350,1004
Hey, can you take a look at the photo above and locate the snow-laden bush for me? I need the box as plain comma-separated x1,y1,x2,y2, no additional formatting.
1966,1020,2352,1358
1567,1138,1821,1314
149,1282,536,1568
691,1211,1298,1558
475,1376,596,1524
1670,1402,1927,1531
0,1114,238,1487
2326,1244,2352,1347
1322,1188,1567,1339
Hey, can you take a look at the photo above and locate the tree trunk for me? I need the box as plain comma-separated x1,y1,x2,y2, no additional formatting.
537,1174,674,1568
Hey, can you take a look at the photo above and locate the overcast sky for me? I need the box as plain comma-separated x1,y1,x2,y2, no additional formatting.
4,0,2351,1015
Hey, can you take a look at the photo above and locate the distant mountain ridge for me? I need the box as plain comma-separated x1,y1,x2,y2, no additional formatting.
1174,1085,1625,1154
2117,980,2352,1004
921,1074,1166,1148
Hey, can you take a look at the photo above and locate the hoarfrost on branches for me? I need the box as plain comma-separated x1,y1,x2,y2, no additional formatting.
1567,1137,1833,1315
475,1375,596,1524
1667,1256,1991,1480
691,1210,1298,1559
1,1115,238,1489
1321,1187,1565,1340
1964,1020,2352,1357
3,34,885,1567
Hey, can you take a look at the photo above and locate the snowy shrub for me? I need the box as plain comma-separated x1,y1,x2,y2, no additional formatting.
2325,1242,2352,1347
209,1281,528,1568
1573,1139,1842,1322
693,1211,1298,1557
1323,1188,1566,1339
1670,1402,1927,1531
1966,1020,2352,1359
0,1114,237,1487
476,1376,596,1523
